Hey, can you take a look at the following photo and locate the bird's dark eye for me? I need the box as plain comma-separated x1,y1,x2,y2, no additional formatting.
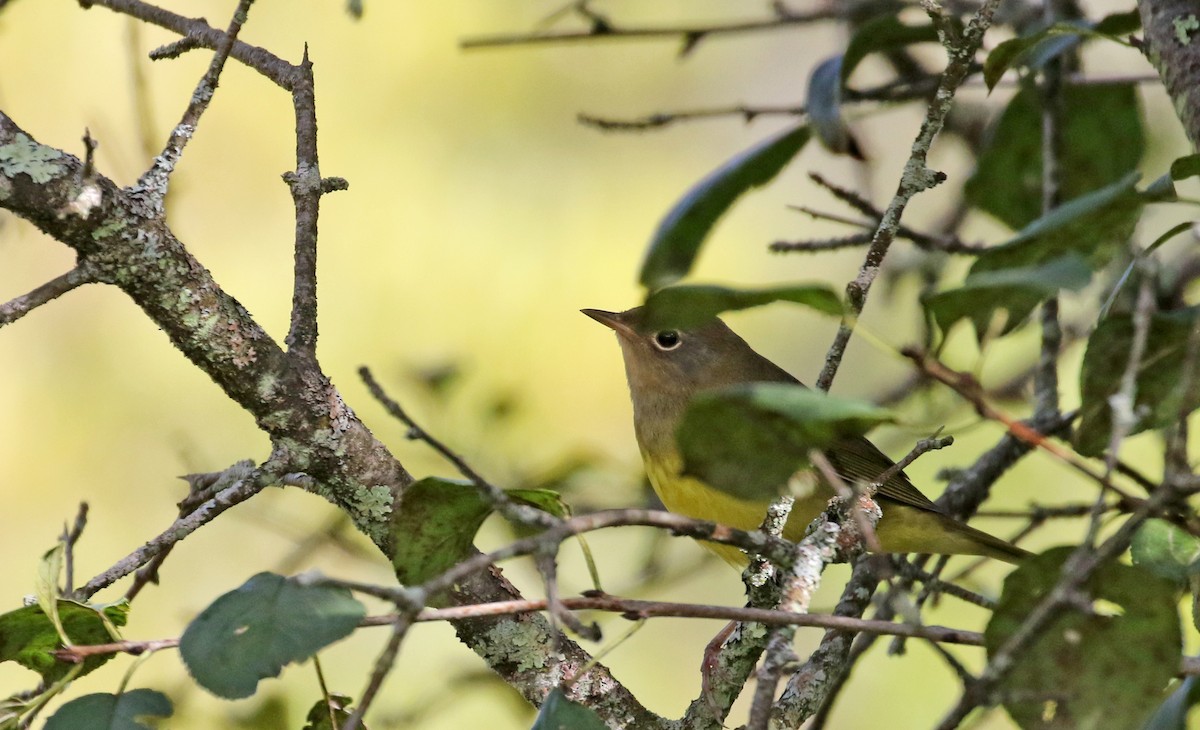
653,330,681,351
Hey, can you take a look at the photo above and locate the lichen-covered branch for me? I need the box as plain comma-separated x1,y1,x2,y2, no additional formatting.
1138,0,1200,148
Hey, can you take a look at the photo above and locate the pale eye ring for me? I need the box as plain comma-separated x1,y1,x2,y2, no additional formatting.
653,330,681,350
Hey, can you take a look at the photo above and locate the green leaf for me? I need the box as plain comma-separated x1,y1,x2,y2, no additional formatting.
639,125,811,290
923,254,1092,339
841,15,939,82
641,283,842,331
302,694,357,730
986,547,1181,730
44,690,173,730
508,489,570,519
1075,306,1200,456
0,600,128,683
982,16,1137,91
1144,676,1200,730
179,573,365,700
965,85,1143,231
1131,520,1200,587
530,687,607,730
1170,154,1200,182
36,545,66,645
972,171,1143,275
391,477,495,586
1093,9,1142,36
677,384,893,500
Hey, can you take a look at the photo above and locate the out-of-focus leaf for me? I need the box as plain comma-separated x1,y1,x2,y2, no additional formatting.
508,489,569,519
639,125,811,290
986,547,1181,730
44,690,173,730
1144,676,1200,730
1170,154,1200,182
391,477,494,586
983,15,1137,91
842,15,939,81
302,694,357,730
807,57,854,156
966,85,1143,231
972,171,1143,274
36,545,65,645
1075,306,1200,456
677,384,892,500
179,573,365,700
530,687,608,730
923,254,1091,338
0,600,128,683
1131,520,1200,587
641,283,841,330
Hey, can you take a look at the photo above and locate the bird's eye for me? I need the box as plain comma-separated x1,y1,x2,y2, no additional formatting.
653,330,681,351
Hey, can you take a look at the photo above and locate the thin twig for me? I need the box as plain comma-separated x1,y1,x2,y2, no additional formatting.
341,614,412,730
815,0,1003,391
0,266,96,328
461,10,840,50
61,503,89,595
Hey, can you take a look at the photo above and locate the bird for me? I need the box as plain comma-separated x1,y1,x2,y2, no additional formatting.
583,306,1029,566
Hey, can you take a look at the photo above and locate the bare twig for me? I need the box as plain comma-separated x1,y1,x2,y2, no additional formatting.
0,266,96,328
461,9,840,51
61,503,89,595
815,0,1003,391
342,614,412,730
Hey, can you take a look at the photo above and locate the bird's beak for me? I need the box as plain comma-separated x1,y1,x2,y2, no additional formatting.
581,308,637,339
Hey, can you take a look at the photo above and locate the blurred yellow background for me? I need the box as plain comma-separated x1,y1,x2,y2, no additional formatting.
0,1,1187,728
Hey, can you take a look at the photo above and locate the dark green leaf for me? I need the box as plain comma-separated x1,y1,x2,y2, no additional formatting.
639,125,811,290
1075,307,1200,456
390,477,494,586
966,85,1143,231
507,489,570,519
677,384,892,500
986,547,1181,730
1093,9,1142,36
1131,520,1200,587
530,687,608,730
807,57,853,156
44,690,173,730
302,694,357,730
1171,154,1200,182
972,171,1143,275
923,254,1091,338
983,23,1084,91
179,573,365,700
1144,676,1200,730
0,600,128,683
842,15,939,82
641,283,841,330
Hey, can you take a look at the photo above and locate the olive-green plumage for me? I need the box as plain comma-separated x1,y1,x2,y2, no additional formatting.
584,306,1028,566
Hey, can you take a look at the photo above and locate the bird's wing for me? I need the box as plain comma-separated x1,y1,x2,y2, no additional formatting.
824,436,942,512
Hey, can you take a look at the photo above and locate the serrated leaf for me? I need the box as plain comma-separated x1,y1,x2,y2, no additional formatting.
972,171,1143,275
641,283,841,331
530,687,607,730
639,125,811,290
1131,520,1200,587
179,573,365,700
391,477,495,586
677,384,893,500
302,694,357,730
44,690,173,730
923,254,1091,338
966,85,1143,231
986,547,1181,730
0,600,127,683
1075,307,1200,456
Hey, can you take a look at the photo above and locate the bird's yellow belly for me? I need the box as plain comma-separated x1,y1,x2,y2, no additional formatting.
644,451,830,566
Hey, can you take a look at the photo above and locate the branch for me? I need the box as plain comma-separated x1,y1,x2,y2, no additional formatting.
814,0,1003,391
0,265,96,328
